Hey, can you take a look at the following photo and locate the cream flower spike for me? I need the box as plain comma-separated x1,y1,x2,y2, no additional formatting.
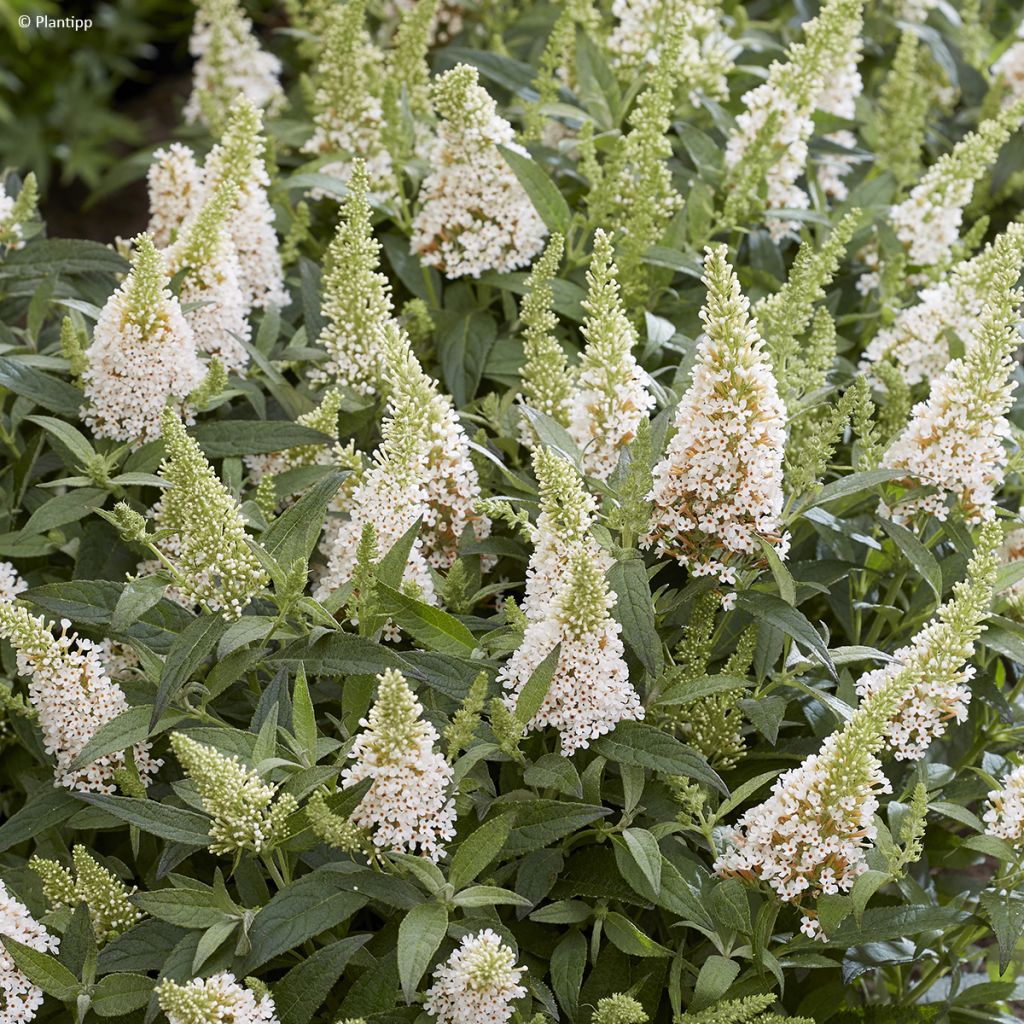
167,180,251,372
316,324,488,606
157,972,281,1024
499,447,644,756
424,929,527,1024
411,63,548,279
156,409,268,618
184,0,284,132
643,244,788,600
0,880,59,1024
341,668,457,861
0,602,160,793
568,229,655,481
203,97,288,311
81,233,205,447
311,160,393,396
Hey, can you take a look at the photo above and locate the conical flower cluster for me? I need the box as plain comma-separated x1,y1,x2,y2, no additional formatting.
184,0,284,131
424,929,527,1024
156,410,267,618
568,230,655,480
643,245,788,594
993,26,1024,103
411,64,548,279
81,234,205,446
0,881,59,1024
30,846,139,942
302,0,392,194
311,161,393,395
889,103,1024,269
167,182,251,372
716,527,999,937
0,602,159,793
0,173,38,252
862,222,1024,387
170,734,297,856
202,99,287,311
499,447,644,756
316,326,488,604
341,669,457,861
855,524,999,760
146,143,203,248
157,972,280,1024
881,269,1021,524
984,762,1024,845
608,0,734,102
723,0,864,237
518,233,575,445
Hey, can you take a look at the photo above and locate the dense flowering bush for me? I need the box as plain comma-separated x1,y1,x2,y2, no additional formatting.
6,0,1024,1021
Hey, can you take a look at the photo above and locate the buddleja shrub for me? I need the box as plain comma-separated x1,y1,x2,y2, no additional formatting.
4,0,1024,1021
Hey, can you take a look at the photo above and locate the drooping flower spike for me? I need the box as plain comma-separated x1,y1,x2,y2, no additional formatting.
0,881,59,1024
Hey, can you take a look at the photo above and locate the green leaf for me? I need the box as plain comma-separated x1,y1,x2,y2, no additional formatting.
690,955,740,1013
377,516,424,590
797,468,901,512
151,613,227,728
0,357,82,415
2,238,128,277
0,936,80,1000
22,487,107,536
111,575,170,632
449,812,516,891
27,414,96,466
377,582,477,655
397,903,448,1003
523,753,583,799
607,557,663,677
732,591,837,682
292,665,317,763
515,643,560,725
91,973,154,1016
822,905,969,946
452,885,532,907
504,800,611,856
241,868,369,972
592,722,726,795
273,936,371,1024
758,537,796,606
131,888,230,929
261,472,345,570
189,421,331,457
435,310,497,407
657,674,751,707
75,794,211,845
497,145,571,235
712,770,781,822
619,828,662,897
68,704,155,772
980,889,1024,975
550,929,586,1020
0,787,80,853
603,912,672,957
879,518,942,601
